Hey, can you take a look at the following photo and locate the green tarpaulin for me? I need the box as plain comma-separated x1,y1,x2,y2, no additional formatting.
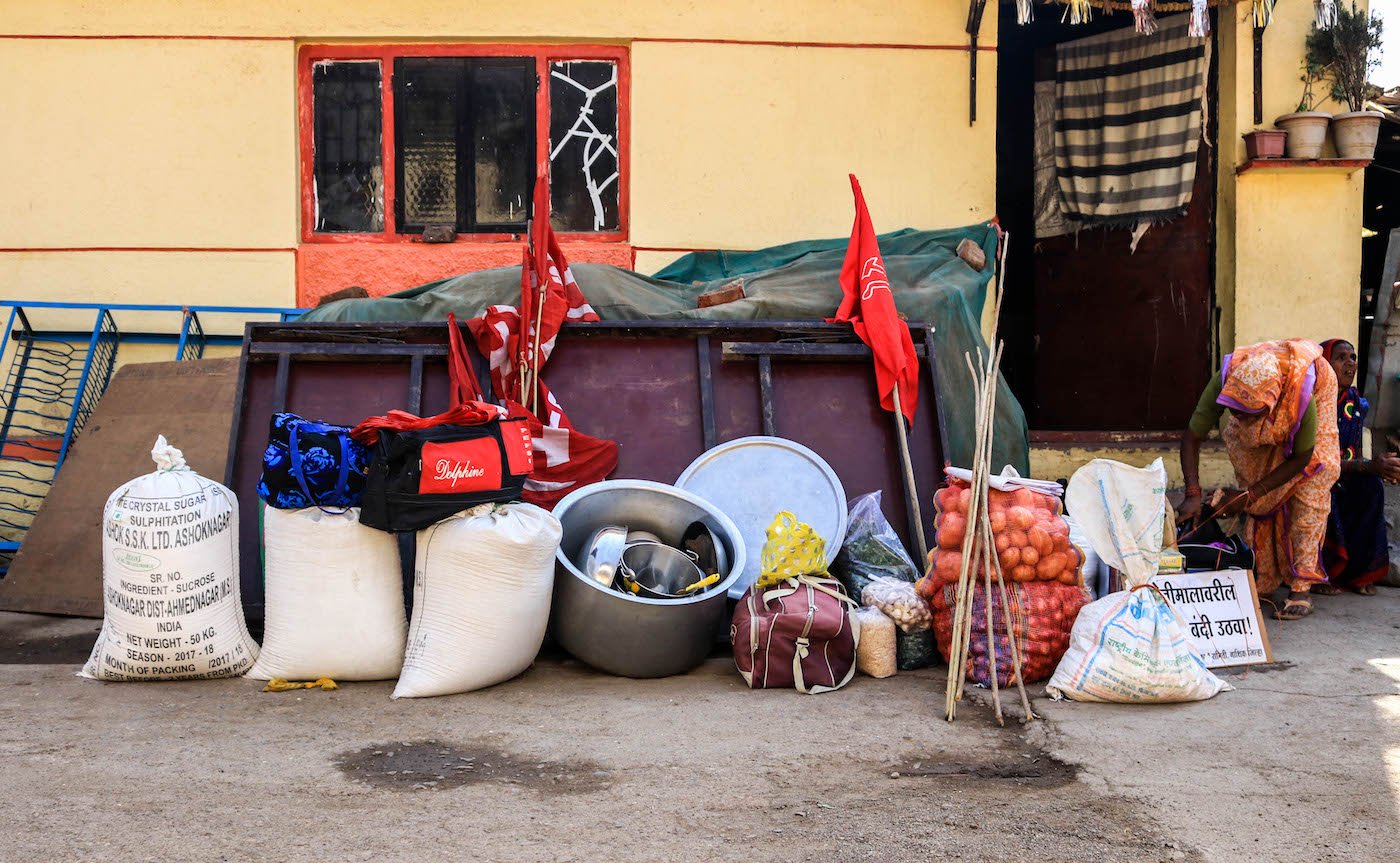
301,224,1029,473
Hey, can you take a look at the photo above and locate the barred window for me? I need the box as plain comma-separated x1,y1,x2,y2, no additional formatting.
304,48,625,239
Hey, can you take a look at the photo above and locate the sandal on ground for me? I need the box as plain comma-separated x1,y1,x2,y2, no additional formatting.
1357,584,1378,596
1275,593,1314,621
1310,583,1342,596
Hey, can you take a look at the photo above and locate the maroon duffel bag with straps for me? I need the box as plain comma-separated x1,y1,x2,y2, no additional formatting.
731,575,860,694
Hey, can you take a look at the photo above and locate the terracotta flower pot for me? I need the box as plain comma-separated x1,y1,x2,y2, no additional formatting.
1243,129,1286,159
1331,111,1383,160
1274,112,1331,159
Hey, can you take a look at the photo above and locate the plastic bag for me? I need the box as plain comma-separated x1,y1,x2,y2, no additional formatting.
1046,585,1231,703
861,576,932,633
854,607,897,678
1064,516,1105,598
833,492,931,668
756,511,830,591
833,491,919,603
896,630,937,670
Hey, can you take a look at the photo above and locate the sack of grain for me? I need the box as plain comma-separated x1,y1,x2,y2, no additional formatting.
81,437,258,681
1047,585,1231,703
245,506,405,682
854,606,897,678
393,502,561,698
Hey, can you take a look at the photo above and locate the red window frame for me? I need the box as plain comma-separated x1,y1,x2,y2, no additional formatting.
297,43,630,245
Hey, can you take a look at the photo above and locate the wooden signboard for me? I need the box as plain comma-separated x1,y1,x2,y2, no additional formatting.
1150,569,1273,668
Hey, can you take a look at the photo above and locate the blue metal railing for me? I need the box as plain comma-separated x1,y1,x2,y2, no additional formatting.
0,301,304,570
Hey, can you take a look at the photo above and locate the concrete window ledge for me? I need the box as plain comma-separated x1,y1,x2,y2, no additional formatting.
1235,158,1371,176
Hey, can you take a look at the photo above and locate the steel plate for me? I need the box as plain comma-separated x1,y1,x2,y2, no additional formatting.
676,436,847,598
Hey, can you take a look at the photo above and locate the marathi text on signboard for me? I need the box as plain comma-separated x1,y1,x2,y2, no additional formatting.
1149,569,1272,668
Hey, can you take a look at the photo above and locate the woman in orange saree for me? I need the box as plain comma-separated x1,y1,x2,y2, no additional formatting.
1178,339,1341,620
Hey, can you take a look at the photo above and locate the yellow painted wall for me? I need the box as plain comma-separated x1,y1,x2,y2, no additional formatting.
1031,444,1236,490
1214,3,1365,354
630,42,997,251
1232,170,1365,346
0,1,1367,437
1,0,985,45
0,39,297,250
0,251,296,367
0,252,295,307
0,35,298,363
2,1,995,312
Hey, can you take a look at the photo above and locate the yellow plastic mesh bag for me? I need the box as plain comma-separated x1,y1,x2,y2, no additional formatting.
756,511,829,590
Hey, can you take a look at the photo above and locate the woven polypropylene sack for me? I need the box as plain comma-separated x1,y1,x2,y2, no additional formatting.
393,502,562,698
246,506,405,681
81,437,258,681
1047,586,1231,703
1064,458,1168,587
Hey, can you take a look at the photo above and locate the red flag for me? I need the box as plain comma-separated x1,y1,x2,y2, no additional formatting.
462,176,617,509
522,166,599,396
829,174,919,425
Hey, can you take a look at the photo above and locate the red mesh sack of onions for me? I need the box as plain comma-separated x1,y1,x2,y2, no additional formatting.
917,478,1092,686
919,479,1082,589
926,578,1090,686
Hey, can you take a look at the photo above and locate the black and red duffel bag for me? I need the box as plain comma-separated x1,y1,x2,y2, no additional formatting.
349,316,533,532
351,405,533,532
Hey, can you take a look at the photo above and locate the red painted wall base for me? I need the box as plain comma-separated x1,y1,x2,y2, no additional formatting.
296,242,636,307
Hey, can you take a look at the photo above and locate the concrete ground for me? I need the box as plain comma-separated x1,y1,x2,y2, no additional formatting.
0,590,1396,863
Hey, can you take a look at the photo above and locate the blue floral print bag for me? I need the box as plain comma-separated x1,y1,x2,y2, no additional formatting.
257,413,368,510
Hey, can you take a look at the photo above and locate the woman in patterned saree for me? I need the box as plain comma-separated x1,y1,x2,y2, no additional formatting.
1178,339,1341,620
1315,339,1396,595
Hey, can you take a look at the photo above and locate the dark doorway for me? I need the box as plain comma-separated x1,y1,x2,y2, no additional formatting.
996,12,1217,431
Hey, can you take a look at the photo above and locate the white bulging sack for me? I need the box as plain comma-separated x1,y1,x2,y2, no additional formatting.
81,436,258,681
246,506,406,681
392,502,562,699
1065,458,1168,587
1046,585,1231,703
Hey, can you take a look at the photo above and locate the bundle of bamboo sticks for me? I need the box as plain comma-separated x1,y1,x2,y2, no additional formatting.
942,233,1037,726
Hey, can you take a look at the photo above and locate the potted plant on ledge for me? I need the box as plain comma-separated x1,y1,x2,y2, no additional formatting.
1276,57,1331,158
1243,127,1287,159
1306,2,1385,159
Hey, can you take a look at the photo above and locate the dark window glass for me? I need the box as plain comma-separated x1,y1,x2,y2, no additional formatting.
312,61,383,233
471,60,534,228
394,57,532,233
549,60,619,232
395,58,463,229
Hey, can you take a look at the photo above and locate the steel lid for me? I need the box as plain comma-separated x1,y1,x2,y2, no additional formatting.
676,436,847,599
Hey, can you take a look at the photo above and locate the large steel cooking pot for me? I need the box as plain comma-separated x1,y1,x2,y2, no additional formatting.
551,480,746,678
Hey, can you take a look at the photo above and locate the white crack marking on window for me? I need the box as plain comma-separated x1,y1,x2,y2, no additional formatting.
549,62,618,232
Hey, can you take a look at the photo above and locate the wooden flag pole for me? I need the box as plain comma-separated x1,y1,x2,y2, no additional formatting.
519,219,536,406
523,215,547,417
890,383,929,564
529,285,547,417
